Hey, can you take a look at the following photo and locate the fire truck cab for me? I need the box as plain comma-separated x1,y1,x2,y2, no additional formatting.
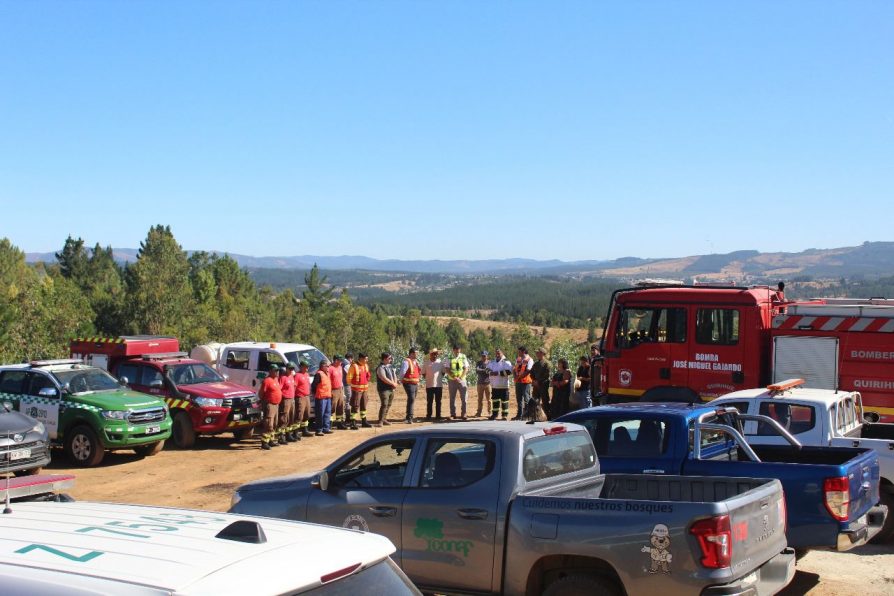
602,286,894,421
70,336,261,448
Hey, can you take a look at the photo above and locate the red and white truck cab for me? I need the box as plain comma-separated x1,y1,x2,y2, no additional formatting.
70,336,261,448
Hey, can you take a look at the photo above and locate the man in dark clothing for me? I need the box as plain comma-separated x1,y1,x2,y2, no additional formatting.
531,348,551,419
590,344,604,405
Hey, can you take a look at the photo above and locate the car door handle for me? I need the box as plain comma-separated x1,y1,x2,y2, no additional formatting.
457,508,488,520
368,506,397,517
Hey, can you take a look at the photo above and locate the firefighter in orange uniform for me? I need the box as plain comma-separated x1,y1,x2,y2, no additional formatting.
295,360,313,438
347,352,372,429
329,354,347,430
399,347,421,423
259,364,283,450
311,359,333,436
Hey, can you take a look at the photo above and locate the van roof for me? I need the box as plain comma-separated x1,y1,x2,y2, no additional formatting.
0,501,394,594
223,341,319,352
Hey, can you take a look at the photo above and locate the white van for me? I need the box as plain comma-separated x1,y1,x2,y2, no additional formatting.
0,500,419,595
191,342,327,390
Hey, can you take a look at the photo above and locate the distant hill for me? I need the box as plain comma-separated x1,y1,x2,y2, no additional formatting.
24,241,894,279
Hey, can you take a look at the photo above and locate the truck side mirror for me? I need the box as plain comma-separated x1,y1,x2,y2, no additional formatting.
222,374,230,381
38,387,58,398
864,411,881,424
150,379,163,389
118,376,129,386
312,471,330,492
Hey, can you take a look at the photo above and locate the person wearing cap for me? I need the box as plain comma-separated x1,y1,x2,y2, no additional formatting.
399,347,421,423
347,352,372,429
311,359,333,435
421,348,445,420
375,352,399,426
259,364,283,450
531,348,551,419
474,351,491,418
447,345,470,420
294,360,313,437
513,346,534,420
278,362,298,443
487,348,513,420
329,354,347,430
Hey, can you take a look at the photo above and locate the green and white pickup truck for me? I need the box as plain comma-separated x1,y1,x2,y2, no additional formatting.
0,359,172,466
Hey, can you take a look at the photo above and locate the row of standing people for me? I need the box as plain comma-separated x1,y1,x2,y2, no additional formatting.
258,344,605,448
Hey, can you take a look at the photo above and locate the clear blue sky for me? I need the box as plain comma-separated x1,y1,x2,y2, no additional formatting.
1,1,892,261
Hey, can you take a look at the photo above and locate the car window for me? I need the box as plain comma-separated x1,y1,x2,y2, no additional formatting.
27,373,57,397
419,440,495,488
577,416,668,458
695,308,739,345
224,349,250,370
285,349,326,373
0,371,28,394
142,367,164,386
758,402,815,435
170,363,223,385
334,439,416,489
117,363,141,385
522,431,597,482
617,307,687,348
53,368,120,393
257,351,286,371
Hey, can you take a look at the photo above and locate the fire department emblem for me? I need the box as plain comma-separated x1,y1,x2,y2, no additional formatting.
619,369,633,387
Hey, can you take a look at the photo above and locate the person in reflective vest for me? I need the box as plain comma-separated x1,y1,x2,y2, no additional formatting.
311,360,333,435
447,345,470,419
347,353,372,429
399,347,421,423
514,346,534,420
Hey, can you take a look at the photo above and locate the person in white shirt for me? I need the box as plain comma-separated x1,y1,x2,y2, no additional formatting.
487,348,514,420
421,348,446,420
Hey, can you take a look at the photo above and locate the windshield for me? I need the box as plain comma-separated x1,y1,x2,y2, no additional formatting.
285,349,327,372
168,363,225,385
53,368,120,393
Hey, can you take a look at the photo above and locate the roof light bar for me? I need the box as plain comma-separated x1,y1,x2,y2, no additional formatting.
141,352,189,361
30,359,83,367
767,378,805,393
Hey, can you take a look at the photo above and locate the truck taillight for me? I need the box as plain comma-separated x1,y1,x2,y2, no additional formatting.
823,476,850,521
690,515,731,569
778,494,787,533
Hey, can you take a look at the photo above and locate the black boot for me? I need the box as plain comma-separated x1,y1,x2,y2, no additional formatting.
278,434,288,445
261,440,271,450
336,421,347,430
291,431,301,441
350,419,359,430
302,427,313,437
361,418,372,428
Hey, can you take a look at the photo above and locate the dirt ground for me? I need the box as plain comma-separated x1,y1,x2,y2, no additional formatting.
40,391,894,596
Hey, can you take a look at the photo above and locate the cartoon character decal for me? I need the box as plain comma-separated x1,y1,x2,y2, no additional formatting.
641,523,672,574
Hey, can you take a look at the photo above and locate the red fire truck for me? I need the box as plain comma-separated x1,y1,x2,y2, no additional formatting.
600,285,894,420
70,336,261,448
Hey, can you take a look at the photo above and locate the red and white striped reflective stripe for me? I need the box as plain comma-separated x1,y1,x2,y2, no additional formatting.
774,314,894,332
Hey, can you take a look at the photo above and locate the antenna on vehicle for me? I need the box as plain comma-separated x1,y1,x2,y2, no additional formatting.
2,402,12,514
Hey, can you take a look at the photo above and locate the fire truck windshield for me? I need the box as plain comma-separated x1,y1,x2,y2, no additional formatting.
168,363,225,385
54,368,120,393
285,349,326,372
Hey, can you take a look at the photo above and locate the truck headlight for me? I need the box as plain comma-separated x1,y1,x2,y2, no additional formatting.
32,420,46,434
101,410,128,420
230,491,242,509
195,397,224,407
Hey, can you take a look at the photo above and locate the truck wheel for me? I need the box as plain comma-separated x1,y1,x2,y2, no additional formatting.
543,574,621,596
233,427,255,441
65,425,105,467
134,441,164,457
171,411,196,449
870,490,894,544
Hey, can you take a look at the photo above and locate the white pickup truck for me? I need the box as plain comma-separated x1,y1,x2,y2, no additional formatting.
712,379,894,543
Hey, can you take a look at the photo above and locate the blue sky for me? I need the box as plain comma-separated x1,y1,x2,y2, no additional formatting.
1,1,892,261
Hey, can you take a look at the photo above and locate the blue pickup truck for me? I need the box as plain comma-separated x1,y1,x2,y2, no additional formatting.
558,403,887,552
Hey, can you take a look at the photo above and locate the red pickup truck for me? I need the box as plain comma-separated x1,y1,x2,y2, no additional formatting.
70,336,261,448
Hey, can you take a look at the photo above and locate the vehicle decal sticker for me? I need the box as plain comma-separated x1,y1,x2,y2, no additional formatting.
414,518,474,557
619,369,632,386
342,514,370,532
16,544,104,563
642,523,672,574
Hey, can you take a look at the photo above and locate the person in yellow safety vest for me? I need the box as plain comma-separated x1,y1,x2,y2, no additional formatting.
347,352,372,429
399,347,421,423
514,346,534,420
447,345,470,419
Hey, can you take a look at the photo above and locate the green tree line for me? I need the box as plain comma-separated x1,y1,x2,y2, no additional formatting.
0,226,592,371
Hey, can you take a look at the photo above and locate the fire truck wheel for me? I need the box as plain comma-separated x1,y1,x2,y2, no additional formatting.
171,411,196,449
870,489,894,544
134,441,164,458
65,425,105,467
233,427,255,441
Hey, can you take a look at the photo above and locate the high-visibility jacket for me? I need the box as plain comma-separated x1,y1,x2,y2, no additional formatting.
314,371,332,398
279,373,296,399
347,362,371,390
294,372,311,397
402,359,420,384
260,376,283,405
448,353,469,380
515,356,533,384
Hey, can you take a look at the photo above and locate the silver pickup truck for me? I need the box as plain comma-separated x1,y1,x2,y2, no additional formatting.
231,422,795,595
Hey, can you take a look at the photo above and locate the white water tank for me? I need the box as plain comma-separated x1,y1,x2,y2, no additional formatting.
191,343,223,368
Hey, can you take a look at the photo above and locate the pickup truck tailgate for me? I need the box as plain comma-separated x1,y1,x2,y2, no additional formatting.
843,450,881,525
